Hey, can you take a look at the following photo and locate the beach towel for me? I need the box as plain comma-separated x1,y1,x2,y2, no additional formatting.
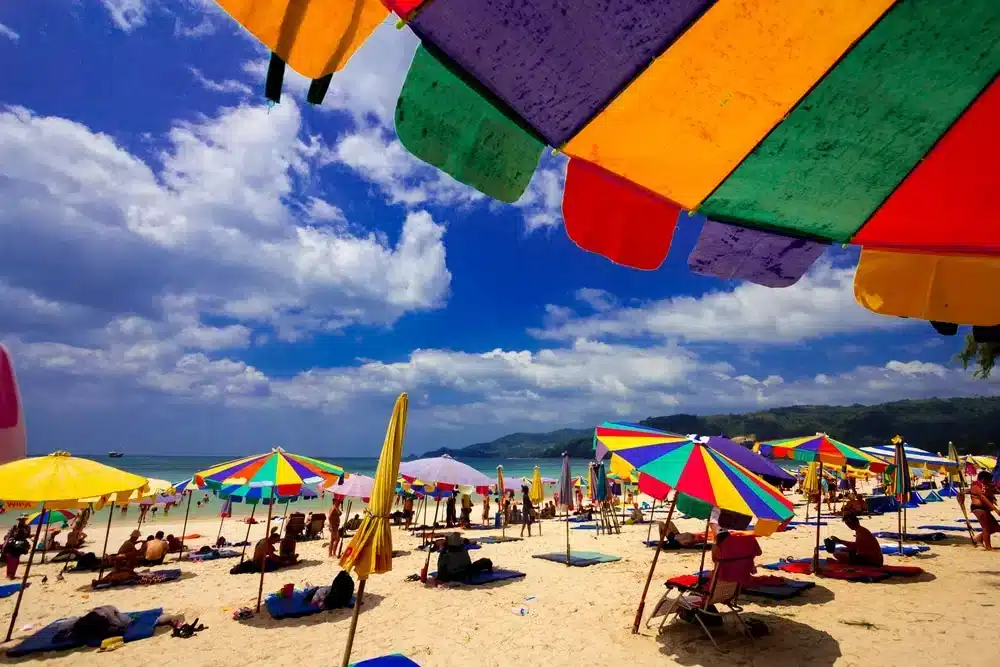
788,520,828,527
473,536,522,545
919,524,977,533
92,569,181,590
0,582,27,598
828,543,928,556
667,573,815,600
561,516,595,523
533,551,621,567
418,542,482,553
571,524,601,530
873,531,948,542
643,540,709,550
764,558,923,579
264,588,356,620
5,608,161,657
429,568,525,585
186,549,240,562
352,656,420,667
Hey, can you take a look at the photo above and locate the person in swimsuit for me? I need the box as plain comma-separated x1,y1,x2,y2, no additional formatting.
519,486,534,537
970,471,1000,550
830,514,883,566
327,500,342,558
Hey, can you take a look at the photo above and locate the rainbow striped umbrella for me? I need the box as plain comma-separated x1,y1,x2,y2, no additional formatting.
27,509,75,527
758,434,887,472
195,447,344,499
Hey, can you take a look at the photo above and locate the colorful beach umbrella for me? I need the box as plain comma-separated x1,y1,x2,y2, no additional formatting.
0,345,25,466
861,443,957,471
324,473,375,502
195,447,344,498
0,452,148,642
340,393,408,667
891,436,912,555
26,509,75,527
759,433,887,472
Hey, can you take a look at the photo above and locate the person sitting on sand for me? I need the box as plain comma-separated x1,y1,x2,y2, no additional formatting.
278,525,299,566
92,530,144,587
251,532,281,572
44,528,63,552
142,531,168,566
970,471,1000,550
345,514,362,531
166,534,185,553
628,506,644,524
436,532,493,583
842,492,866,517
65,524,87,549
829,514,883,566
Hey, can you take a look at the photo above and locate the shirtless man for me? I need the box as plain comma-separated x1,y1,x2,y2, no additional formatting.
830,514,883,566
142,531,168,565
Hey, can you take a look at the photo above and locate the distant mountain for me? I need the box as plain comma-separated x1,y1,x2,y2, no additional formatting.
419,396,1000,459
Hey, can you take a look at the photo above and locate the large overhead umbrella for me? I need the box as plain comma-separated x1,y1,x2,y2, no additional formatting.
399,455,492,491
0,344,25,466
339,393,408,667
196,450,344,612
595,427,794,633
861,443,957,472
0,452,148,641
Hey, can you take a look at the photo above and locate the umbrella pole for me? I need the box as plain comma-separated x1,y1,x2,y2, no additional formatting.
281,500,289,524
898,499,903,555
419,500,441,582
564,505,571,567
646,498,658,543
340,577,366,667
177,492,193,562
97,504,115,580
217,515,226,544
696,514,712,587
6,503,44,642
255,500,274,612
633,494,677,634
338,500,353,558
813,462,824,572
238,504,257,564
39,515,47,565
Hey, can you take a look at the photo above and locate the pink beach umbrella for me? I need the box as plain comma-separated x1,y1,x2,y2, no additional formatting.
399,455,492,492
0,345,26,466
324,474,375,502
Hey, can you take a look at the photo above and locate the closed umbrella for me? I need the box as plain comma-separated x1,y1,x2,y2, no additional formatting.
0,452,148,641
802,462,820,522
339,393,407,667
557,453,572,567
530,466,544,535
891,436,912,555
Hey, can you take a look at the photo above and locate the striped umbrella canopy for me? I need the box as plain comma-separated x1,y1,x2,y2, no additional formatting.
595,428,794,531
861,443,957,472
215,483,319,506
195,447,344,498
26,509,75,526
171,478,203,495
759,433,887,472
889,438,913,502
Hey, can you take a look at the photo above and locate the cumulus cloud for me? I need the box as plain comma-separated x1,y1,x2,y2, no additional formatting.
0,22,19,42
534,259,910,344
100,0,148,31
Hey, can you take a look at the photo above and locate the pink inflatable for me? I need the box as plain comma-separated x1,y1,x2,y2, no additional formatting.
0,344,26,465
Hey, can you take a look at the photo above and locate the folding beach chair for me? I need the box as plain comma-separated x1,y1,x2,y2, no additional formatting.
648,534,761,648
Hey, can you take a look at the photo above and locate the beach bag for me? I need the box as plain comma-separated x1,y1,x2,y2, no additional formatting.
327,571,354,609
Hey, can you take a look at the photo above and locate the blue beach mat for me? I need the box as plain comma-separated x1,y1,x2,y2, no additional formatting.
873,531,948,542
186,549,240,562
0,582,27,598
559,516,595,523
920,524,976,532
352,656,420,667
788,520,827,527
643,540,709,550
93,569,181,590
417,542,482,552
533,552,620,567
829,544,929,557
429,568,525,585
6,608,161,657
571,524,601,530
264,589,356,620
473,536,522,545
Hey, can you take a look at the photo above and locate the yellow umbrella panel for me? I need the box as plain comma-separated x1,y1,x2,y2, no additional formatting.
339,393,408,667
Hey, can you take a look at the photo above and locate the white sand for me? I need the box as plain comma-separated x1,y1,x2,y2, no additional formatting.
0,496,992,666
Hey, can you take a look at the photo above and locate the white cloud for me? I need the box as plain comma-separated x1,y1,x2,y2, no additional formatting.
0,103,451,344
175,17,216,38
513,153,567,233
534,259,909,344
0,22,19,42
189,67,252,96
101,0,148,31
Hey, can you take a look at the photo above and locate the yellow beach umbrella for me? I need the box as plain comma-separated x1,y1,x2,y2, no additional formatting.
339,393,407,667
0,451,148,642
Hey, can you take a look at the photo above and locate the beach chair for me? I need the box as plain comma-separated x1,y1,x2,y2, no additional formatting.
286,512,306,538
648,535,760,648
306,513,326,539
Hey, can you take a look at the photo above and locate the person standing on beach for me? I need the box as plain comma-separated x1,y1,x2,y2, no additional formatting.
403,495,414,530
970,471,1000,550
520,485,534,537
327,500,342,558
482,496,491,526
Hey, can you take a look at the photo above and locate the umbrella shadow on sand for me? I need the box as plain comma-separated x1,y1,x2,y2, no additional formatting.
237,592,385,629
748,584,835,607
659,613,841,667
74,570,198,593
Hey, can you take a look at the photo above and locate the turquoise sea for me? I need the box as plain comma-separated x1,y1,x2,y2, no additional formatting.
1,455,568,526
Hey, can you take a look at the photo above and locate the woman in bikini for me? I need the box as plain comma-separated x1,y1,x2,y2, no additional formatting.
970,471,1000,551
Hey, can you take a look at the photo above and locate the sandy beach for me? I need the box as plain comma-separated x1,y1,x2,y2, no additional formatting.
0,496,992,667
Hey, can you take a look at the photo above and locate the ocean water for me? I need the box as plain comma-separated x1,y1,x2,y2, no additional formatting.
0,455,569,525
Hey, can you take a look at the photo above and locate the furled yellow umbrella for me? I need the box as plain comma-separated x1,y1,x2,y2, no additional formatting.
0,451,148,642
802,462,820,523
530,466,545,535
339,393,407,667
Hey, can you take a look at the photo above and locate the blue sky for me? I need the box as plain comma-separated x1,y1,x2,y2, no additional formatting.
0,1,996,458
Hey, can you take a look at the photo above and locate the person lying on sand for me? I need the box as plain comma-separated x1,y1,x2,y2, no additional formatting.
829,513,883,566
659,520,698,547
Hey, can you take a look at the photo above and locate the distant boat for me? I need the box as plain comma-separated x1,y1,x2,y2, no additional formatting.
108,451,124,458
